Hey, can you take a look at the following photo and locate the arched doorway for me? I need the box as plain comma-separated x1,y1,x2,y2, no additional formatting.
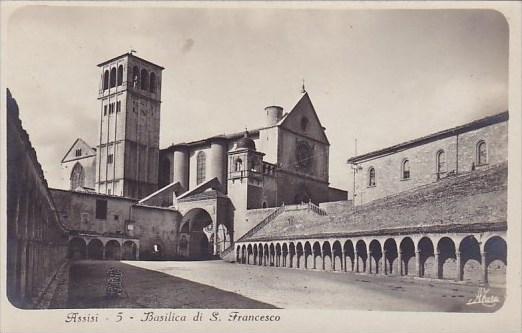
122,241,137,260
459,235,481,283
87,239,103,260
484,236,507,286
105,240,121,260
179,208,214,260
68,238,87,259
216,224,231,254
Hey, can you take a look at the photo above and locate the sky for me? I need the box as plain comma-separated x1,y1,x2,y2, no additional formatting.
4,5,508,192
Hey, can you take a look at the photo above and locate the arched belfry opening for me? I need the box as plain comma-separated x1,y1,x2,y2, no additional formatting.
179,208,214,260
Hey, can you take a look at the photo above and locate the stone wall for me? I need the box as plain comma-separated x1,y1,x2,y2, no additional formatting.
6,89,69,308
245,163,507,240
50,189,182,259
353,116,508,205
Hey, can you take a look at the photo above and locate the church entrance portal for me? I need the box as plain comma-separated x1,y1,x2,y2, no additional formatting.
179,208,214,260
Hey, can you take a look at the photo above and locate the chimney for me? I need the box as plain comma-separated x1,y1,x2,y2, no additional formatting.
265,106,283,127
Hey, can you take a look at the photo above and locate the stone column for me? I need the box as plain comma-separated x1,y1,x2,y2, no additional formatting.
213,221,218,256
355,250,359,272
368,251,373,274
313,254,317,269
332,254,336,271
397,251,402,276
102,246,106,260
456,251,463,281
382,250,387,275
416,250,421,277
342,251,346,272
481,251,488,284
321,254,325,270
434,252,441,279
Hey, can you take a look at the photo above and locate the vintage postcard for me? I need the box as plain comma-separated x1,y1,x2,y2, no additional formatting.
1,1,521,333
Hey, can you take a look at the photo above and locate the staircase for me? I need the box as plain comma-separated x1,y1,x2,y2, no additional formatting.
220,201,328,259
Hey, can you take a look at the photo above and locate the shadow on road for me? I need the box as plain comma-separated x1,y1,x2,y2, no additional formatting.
66,260,277,309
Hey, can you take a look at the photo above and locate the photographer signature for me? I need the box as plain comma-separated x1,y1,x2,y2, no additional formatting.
466,287,501,307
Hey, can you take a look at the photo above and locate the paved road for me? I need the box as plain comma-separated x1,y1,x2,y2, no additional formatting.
67,260,504,312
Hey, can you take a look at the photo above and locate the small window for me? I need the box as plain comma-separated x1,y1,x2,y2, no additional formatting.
301,117,309,131
116,101,121,113
80,212,90,224
75,149,82,157
150,72,156,93
402,159,410,179
95,199,107,219
107,154,114,164
196,151,206,185
436,150,446,179
368,167,376,187
141,69,149,90
114,214,119,220
477,141,487,165
235,158,243,172
104,105,108,116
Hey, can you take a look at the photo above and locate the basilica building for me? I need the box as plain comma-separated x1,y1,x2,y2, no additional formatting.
55,52,346,260
6,51,508,308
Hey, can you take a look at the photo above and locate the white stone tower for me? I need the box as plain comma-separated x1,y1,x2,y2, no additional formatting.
95,52,164,198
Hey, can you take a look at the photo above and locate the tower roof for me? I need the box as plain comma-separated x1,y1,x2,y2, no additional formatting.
97,52,165,70
236,131,256,150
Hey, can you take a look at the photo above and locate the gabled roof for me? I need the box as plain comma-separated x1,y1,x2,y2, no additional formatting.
347,111,509,164
161,91,329,150
177,177,225,200
162,128,265,151
278,92,330,144
138,181,185,205
61,138,96,163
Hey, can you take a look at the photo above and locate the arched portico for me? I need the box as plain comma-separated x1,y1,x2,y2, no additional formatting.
234,231,506,286
179,208,213,260
68,237,87,260
105,240,121,260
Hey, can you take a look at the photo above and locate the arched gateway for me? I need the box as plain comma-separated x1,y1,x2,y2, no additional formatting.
179,208,214,260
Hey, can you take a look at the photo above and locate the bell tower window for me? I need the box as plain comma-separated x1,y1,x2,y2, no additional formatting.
110,67,117,88
103,70,109,90
117,65,124,86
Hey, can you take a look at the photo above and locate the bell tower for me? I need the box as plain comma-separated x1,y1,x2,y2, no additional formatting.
95,52,164,198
